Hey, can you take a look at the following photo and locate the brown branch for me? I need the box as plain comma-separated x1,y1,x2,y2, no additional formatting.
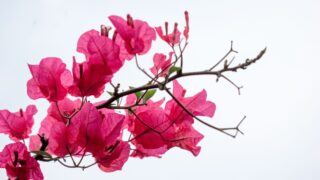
66,146,77,167
178,42,185,71
219,74,243,95
220,116,246,136
57,159,96,170
96,48,266,109
134,55,157,81
108,103,147,110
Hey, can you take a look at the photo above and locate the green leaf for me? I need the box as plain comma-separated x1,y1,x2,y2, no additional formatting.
168,66,181,75
143,89,157,102
129,86,143,99
107,91,114,96
31,151,52,158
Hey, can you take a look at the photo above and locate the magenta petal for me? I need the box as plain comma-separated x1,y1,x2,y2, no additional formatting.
76,29,124,73
27,78,45,99
38,116,69,157
0,105,37,141
155,25,181,45
131,143,168,159
47,97,81,124
27,57,71,102
129,107,170,158
109,15,156,56
99,109,125,148
115,35,134,61
0,142,44,180
109,16,133,41
29,135,41,152
48,121,69,157
77,29,100,58
73,29,125,97
172,80,186,98
22,157,44,180
96,141,130,172
166,81,216,126
68,103,104,153
150,52,173,77
183,90,216,117
166,125,204,156
0,142,27,168
69,58,113,97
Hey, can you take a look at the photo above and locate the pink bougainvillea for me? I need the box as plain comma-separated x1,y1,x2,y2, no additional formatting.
156,22,181,46
127,80,215,158
0,10,265,179
70,29,124,97
0,142,43,180
109,14,156,57
150,52,174,77
165,80,216,125
27,57,72,102
156,11,190,45
0,105,37,141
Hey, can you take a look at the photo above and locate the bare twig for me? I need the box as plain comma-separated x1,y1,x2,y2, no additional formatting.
96,48,266,109
219,74,243,95
57,159,96,170
134,55,157,81
208,41,238,71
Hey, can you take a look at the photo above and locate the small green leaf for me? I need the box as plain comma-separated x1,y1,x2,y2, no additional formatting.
107,91,114,96
31,151,52,158
129,86,143,99
169,66,181,75
143,89,157,102
135,91,143,99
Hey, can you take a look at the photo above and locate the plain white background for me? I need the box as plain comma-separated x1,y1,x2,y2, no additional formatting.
0,0,319,179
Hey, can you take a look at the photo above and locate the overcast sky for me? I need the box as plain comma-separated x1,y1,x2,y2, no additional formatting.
0,0,319,179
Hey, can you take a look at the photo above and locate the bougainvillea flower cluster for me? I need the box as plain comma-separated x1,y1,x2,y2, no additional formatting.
0,11,217,179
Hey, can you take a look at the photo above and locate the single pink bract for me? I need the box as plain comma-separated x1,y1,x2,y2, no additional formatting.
95,141,130,172
76,29,124,74
71,29,125,97
150,52,173,77
27,57,72,102
155,23,181,45
47,97,82,124
67,103,104,153
39,116,70,157
0,142,43,180
130,107,170,158
165,80,216,125
0,105,37,141
30,115,72,157
69,58,113,97
109,15,156,57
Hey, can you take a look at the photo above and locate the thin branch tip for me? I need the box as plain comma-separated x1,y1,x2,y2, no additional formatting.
230,40,238,53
